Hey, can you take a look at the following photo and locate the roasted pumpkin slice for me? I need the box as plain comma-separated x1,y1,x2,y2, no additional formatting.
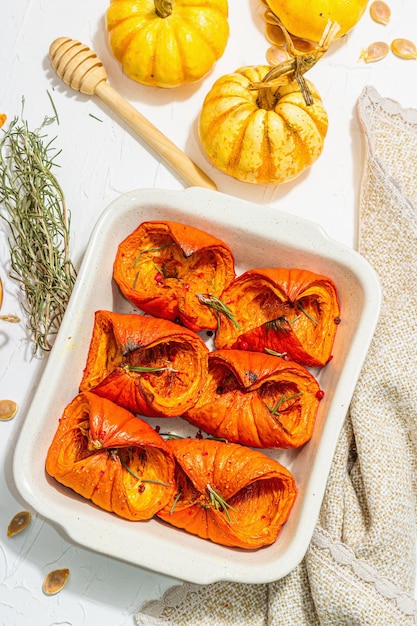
46,392,175,520
113,220,236,332
184,349,322,448
157,438,297,549
79,310,209,417
214,267,340,367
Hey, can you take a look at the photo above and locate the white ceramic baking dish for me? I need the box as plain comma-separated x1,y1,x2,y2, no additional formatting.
13,187,381,584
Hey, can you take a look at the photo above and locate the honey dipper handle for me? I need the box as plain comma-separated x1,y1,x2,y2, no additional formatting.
95,81,217,191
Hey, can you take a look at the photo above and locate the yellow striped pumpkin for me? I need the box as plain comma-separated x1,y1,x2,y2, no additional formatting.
106,0,229,88
198,65,328,185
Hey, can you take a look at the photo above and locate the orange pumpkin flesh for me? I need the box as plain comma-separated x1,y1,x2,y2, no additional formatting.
45,392,175,520
214,267,340,367
79,310,209,417
113,220,236,332
45,219,341,548
184,349,321,448
157,438,297,549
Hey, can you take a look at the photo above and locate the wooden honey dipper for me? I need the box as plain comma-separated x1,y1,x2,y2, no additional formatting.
49,37,217,191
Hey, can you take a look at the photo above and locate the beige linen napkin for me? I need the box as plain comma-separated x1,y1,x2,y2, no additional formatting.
136,86,417,625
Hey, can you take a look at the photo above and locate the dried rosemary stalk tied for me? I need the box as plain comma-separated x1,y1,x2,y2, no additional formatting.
0,106,77,353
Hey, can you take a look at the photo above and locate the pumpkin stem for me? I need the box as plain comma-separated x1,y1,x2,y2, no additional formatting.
154,0,173,18
252,19,341,109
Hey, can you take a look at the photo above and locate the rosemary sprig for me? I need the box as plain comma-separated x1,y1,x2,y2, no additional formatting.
207,483,235,522
159,432,185,440
264,347,288,359
118,450,170,487
159,432,228,442
268,392,303,415
88,113,103,123
129,365,178,373
133,242,175,268
46,90,59,125
169,489,183,515
266,316,292,334
297,302,318,325
197,294,240,330
0,105,77,353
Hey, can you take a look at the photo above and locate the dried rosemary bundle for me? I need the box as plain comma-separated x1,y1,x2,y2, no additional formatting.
0,108,77,353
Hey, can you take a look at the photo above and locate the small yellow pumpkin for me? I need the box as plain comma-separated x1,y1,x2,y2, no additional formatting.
265,0,368,43
198,65,328,185
106,0,229,88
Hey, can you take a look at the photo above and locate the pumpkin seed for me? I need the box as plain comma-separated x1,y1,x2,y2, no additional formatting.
7,511,31,537
266,45,290,66
370,1,391,25
291,37,317,53
265,22,286,46
359,41,390,63
263,9,279,25
391,38,417,59
0,314,20,323
42,568,70,595
0,399,18,421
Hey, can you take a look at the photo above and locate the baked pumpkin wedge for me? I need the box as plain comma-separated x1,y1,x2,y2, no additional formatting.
113,220,236,332
157,438,297,549
79,310,209,417
214,267,340,367
184,349,322,448
46,392,175,520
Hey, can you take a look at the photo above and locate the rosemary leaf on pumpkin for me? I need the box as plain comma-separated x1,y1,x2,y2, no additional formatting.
268,392,303,415
169,489,183,515
129,365,179,373
133,242,174,268
0,103,77,353
197,294,240,330
264,347,288,358
297,302,318,325
207,483,235,522
118,450,170,487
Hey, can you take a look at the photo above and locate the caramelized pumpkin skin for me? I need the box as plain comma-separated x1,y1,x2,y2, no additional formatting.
184,349,321,448
157,438,297,549
215,267,340,367
113,220,236,332
79,310,209,417
45,392,175,520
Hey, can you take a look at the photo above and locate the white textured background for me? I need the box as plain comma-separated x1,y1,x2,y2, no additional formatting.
1,1,417,623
